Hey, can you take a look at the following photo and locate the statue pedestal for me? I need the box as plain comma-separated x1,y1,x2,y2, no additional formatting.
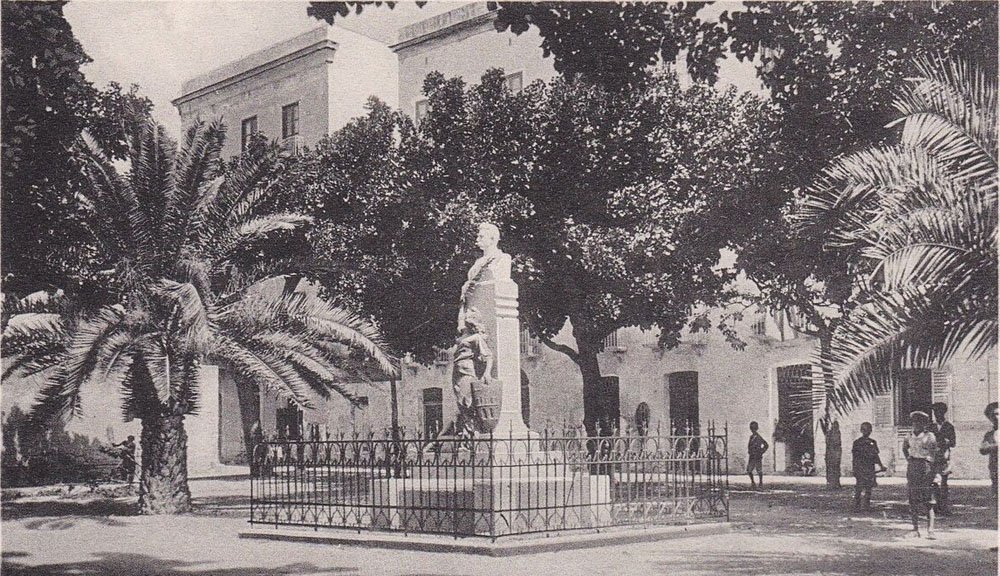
370,458,612,536
464,276,535,442
491,279,534,440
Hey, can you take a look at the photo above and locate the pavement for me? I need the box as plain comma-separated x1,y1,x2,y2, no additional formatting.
2,474,997,575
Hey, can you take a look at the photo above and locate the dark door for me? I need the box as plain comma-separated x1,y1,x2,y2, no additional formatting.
235,378,261,462
667,371,699,435
422,388,443,438
276,399,303,440
596,376,621,434
776,364,815,471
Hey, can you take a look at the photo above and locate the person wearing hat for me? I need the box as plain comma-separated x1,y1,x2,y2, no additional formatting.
902,410,938,538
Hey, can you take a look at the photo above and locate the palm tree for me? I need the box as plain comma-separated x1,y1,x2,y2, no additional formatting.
798,56,997,412
3,118,397,513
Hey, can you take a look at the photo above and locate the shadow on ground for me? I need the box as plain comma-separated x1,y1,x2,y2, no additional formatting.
1,553,360,576
651,542,996,576
190,494,250,517
1,499,136,527
731,483,997,540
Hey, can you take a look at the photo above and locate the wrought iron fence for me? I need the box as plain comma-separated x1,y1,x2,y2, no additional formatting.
250,422,728,539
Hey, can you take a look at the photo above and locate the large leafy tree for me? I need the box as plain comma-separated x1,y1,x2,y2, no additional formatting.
722,1,997,486
273,97,473,364
2,1,153,297
3,119,396,514
301,69,780,435
307,1,726,88
798,57,997,411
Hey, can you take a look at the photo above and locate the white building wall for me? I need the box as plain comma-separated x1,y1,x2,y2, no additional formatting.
393,3,555,119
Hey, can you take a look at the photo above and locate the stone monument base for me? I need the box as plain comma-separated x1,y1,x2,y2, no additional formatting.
368,462,612,536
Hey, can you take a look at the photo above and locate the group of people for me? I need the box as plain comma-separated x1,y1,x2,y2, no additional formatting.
853,400,999,539
745,401,999,539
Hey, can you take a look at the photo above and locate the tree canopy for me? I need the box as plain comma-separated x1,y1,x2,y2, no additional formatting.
2,1,153,298
307,1,725,88
297,69,781,431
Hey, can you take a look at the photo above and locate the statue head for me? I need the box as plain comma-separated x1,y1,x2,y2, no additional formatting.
476,222,500,253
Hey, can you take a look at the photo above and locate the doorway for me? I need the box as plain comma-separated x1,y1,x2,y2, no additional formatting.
776,364,815,472
275,399,303,440
595,376,621,434
667,371,700,435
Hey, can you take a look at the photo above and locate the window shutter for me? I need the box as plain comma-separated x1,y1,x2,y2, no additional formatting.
873,394,893,427
931,370,951,404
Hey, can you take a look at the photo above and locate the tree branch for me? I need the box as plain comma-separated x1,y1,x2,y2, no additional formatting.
539,335,579,363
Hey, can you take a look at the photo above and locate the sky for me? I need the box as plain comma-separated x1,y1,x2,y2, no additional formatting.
64,1,760,138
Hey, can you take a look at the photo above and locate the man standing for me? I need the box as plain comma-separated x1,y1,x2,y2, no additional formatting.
980,402,998,497
931,403,956,514
747,421,769,491
113,435,137,485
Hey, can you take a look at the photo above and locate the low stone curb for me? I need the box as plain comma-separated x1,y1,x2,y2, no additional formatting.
239,521,732,556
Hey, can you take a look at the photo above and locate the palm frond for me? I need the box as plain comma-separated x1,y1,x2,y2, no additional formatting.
163,120,226,252
128,117,176,242
826,288,997,414
80,139,151,261
796,57,998,413
212,334,313,408
200,144,282,248
210,213,312,261
29,374,81,424
153,279,212,356
892,55,998,181
224,279,398,378
59,306,127,398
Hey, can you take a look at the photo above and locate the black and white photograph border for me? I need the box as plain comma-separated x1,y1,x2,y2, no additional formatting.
1,1,997,574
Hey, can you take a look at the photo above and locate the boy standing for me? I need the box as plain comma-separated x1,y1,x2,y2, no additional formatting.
931,403,956,515
979,402,998,497
747,421,769,490
852,422,885,511
902,411,938,538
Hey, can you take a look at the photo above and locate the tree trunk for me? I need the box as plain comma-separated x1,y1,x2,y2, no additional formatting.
574,328,605,438
138,412,192,514
824,419,842,488
819,334,842,488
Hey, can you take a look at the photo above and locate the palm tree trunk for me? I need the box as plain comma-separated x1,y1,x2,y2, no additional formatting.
138,411,192,514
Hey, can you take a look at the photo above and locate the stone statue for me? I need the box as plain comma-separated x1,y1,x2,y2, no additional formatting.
449,222,528,438
451,307,494,438
457,223,511,332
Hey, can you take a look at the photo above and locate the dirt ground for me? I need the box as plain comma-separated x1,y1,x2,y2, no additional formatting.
2,475,996,575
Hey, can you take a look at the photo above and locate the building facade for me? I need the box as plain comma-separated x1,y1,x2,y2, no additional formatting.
173,25,398,159
390,2,556,122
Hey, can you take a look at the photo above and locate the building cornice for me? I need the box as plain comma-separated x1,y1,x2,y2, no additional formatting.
172,39,338,108
390,9,497,53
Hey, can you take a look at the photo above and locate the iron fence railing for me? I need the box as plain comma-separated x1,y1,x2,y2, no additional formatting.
249,423,728,539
